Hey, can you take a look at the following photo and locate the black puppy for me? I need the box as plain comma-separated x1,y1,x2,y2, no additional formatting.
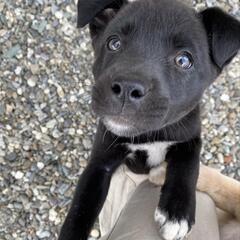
59,0,240,239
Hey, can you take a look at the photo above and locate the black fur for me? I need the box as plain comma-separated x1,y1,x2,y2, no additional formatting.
59,0,240,239
200,8,240,69
125,150,150,174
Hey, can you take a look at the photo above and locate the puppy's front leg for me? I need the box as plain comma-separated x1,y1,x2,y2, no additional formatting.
59,124,128,240
155,138,201,240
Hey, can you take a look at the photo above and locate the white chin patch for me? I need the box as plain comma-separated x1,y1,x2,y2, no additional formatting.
154,208,189,240
103,118,134,136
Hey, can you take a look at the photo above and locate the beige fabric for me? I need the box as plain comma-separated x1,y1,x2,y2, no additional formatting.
99,166,220,240
99,165,148,234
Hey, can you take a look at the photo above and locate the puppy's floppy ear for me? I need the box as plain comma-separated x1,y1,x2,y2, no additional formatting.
200,8,240,70
77,0,126,28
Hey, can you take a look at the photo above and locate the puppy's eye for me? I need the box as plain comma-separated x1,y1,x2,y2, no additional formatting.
175,52,193,69
107,36,121,51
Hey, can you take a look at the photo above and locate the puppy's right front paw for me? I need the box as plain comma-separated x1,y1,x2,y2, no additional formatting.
154,208,191,240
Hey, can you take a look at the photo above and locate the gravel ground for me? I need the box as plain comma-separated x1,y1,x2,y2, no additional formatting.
0,0,239,239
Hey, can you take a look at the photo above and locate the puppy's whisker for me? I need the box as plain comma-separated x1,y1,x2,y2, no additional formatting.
102,128,109,143
106,136,119,151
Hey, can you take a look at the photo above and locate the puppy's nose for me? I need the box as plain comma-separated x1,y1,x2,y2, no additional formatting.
111,81,146,102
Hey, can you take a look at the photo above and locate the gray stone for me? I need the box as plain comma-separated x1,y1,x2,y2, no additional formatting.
36,230,51,238
3,44,21,59
4,152,17,161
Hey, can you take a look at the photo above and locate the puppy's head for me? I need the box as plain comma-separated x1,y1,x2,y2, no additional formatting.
78,0,240,137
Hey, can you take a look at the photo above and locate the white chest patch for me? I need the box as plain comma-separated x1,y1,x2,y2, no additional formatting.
127,142,174,167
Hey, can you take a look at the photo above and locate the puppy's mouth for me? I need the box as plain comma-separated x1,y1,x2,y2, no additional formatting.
102,116,139,137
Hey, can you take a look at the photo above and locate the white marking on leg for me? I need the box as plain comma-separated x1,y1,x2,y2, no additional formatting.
160,221,180,240
154,208,167,226
176,220,189,239
154,208,190,240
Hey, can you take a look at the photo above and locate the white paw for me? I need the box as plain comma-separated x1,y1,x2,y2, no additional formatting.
149,163,167,186
154,208,190,240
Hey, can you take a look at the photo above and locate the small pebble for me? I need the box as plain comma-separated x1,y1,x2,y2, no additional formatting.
14,66,22,75
5,152,17,161
36,230,51,238
27,77,37,87
14,171,24,180
49,208,58,222
220,94,230,102
37,162,45,170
